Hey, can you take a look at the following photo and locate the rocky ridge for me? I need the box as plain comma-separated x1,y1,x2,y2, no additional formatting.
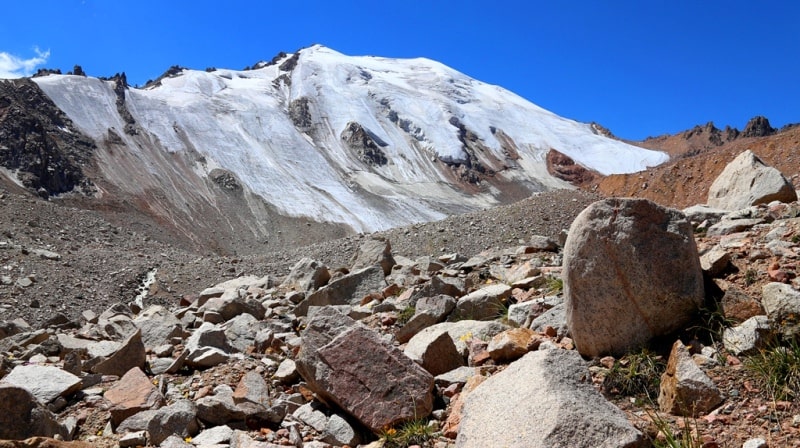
592,117,800,209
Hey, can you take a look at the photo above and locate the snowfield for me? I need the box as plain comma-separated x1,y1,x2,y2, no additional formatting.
33,45,667,232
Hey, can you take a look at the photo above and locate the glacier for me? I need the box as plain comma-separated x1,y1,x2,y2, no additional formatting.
32,45,668,234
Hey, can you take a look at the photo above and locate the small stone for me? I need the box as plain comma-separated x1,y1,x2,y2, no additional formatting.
599,356,615,369
658,340,723,417
191,424,233,445
742,437,768,448
119,430,147,448
274,358,298,383
722,315,774,356
486,328,541,363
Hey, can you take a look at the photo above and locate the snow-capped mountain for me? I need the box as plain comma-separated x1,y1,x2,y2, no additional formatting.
14,45,666,251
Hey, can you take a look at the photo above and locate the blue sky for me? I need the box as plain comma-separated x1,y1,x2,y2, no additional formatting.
1,1,796,140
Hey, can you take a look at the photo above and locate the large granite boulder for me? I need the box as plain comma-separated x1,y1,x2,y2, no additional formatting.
455,350,646,447
707,150,796,211
563,198,704,357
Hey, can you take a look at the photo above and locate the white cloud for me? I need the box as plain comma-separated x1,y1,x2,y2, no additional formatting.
0,48,50,79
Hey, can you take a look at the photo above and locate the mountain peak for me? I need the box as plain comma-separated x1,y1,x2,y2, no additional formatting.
22,48,666,240
741,115,775,138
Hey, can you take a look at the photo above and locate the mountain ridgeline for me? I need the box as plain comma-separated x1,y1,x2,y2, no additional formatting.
0,45,667,255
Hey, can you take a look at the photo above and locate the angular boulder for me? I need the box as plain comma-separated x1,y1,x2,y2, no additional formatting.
0,384,69,440
658,340,723,417
89,328,146,377
722,315,774,356
184,322,234,368
1,364,82,404
699,245,730,277
563,198,704,357
351,236,396,275
410,320,510,357
707,150,797,210
454,283,511,321
761,282,800,338
404,328,465,376
487,328,541,363
296,266,386,316
147,399,200,445
133,305,184,350
720,285,764,323
455,350,645,448
224,313,264,352
396,294,456,343
296,308,434,432
281,258,331,292
198,290,265,321
196,385,246,426
104,367,165,427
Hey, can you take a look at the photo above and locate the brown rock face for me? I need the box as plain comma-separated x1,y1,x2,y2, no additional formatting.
563,198,704,357
546,149,596,185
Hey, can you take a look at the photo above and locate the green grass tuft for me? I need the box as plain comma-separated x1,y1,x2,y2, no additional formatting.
744,337,800,401
379,417,437,448
396,305,416,326
602,348,666,398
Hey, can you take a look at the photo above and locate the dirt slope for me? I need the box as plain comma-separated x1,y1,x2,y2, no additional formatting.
588,122,800,209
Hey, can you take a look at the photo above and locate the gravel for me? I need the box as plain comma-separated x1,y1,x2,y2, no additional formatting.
0,188,600,327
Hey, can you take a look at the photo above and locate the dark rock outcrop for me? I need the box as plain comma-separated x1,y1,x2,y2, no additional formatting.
288,97,313,132
341,121,388,166
279,52,301,72
109,73,137,135
0,78,94,195
741,116,775,138
444,116,494,184
209,169,243,192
